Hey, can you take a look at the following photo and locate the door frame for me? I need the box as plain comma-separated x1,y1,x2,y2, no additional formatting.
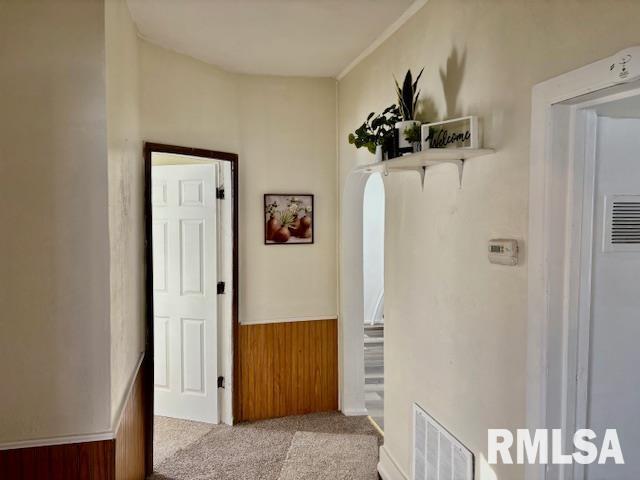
143,142,239,475
527,49,640,480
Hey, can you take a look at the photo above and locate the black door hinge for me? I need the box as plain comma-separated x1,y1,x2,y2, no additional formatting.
217,281,225,294
216,187,225,199
217,376,225,389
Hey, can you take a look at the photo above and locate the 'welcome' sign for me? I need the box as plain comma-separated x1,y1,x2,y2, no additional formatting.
421,116,478,150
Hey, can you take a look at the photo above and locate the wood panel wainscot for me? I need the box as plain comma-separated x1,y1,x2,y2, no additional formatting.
114,356,146,480
237,318,338,422
0,355,147,480
0,441,115,480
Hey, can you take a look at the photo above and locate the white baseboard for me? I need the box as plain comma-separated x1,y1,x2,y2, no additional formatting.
378,445,409,480
341,407,369,416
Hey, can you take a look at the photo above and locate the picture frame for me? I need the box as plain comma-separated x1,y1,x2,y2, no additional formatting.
264,193,314,245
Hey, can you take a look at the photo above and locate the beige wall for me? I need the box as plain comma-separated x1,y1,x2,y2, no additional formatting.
0,8,337,443
140,41,338,325
139,40,240,154
237,74,337,324
106,0,144,424
337,0,640,478
0,0,111,442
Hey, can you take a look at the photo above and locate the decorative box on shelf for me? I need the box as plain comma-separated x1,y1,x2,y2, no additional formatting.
421,116,479,150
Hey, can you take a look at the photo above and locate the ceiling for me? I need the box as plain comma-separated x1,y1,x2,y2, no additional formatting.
127,0,419,78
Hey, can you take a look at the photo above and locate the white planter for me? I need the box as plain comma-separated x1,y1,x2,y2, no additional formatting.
374,144,383,162
396,120,421,149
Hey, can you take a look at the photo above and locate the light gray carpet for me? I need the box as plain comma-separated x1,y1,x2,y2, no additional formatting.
278,431,379,480
151,412,381,480
154,416,219,466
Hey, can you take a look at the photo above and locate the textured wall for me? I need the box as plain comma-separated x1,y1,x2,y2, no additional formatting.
139,41,338,326
0,0,111,441
106,0,145,426
337,0,640,478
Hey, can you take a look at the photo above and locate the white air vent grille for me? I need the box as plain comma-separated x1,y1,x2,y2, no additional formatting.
412,404,473,480
604,195,640,252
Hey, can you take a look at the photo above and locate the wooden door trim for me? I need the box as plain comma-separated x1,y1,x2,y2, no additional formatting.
143,142,239,475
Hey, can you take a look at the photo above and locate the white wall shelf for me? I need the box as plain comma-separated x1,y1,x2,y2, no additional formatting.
355,148,495,188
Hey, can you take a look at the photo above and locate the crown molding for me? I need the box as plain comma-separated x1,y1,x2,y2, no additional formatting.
336,0,428,80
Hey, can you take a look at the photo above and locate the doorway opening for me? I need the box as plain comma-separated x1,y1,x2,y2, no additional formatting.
529,54,640,480
575,91,640,480
363,173,385,432
143,143,238,473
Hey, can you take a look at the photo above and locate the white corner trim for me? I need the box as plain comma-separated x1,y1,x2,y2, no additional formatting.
336,0,429,80
240,315,337,326
378,445,409,480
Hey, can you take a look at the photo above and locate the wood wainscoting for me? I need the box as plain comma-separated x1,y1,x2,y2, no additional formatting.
237,318,338,422
114,356,146,480
0,355,147,480
0,440,115,480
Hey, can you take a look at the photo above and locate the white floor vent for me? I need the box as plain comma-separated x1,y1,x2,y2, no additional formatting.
412,403,474,480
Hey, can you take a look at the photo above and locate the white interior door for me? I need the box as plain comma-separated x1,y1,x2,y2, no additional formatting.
584,116,640,478
152,164,219,424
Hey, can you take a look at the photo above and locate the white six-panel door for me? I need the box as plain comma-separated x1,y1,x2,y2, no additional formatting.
152,164,218,424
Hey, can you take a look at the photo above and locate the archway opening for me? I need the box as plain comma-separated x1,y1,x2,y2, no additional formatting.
362,173,385,430
339,169,386,431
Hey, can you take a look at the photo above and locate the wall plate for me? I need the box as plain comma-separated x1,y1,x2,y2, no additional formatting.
488,239,518,265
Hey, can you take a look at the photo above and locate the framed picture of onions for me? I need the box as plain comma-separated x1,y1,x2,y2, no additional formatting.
264,194,314,245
